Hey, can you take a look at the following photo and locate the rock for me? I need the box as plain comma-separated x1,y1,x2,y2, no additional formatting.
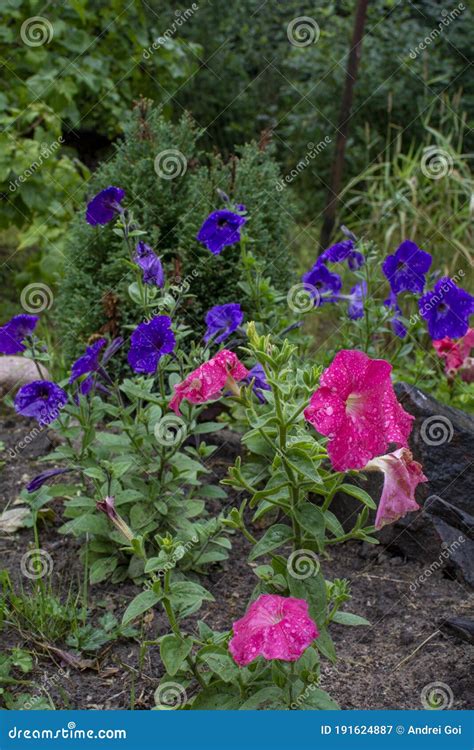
333,382,474,586
394,382,474,516
0,356,49,397
441,617,474,645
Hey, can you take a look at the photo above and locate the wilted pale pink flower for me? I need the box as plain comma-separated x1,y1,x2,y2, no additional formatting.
433,328,474,383
304,350,413,471
228,594,318,667
96,496,134,542
169,349,249,414
364,448,427,529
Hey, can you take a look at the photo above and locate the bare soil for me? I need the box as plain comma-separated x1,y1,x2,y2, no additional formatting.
1,409,472,711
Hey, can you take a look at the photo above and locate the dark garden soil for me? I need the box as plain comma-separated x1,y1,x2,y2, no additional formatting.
1,408,472,711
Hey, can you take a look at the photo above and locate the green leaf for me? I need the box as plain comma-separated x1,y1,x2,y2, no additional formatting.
315,627,337,663
122,590,161,626
89,556,117,584
169,581,214,618
160,635,193,676
193,422,225,434
190,685,240,710
249,524,293,561
331,611,370,627
294,503,325,542
288,572,327,624
339,483,377,510
324,510,345,538
296,685,339,710
197,646,239,683
287,447,322,484
239,687,286,710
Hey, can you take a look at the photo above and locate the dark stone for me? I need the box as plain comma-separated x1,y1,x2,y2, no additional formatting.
333,382,474,586
441,617,474,645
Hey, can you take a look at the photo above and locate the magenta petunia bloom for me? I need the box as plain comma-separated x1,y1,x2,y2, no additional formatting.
304,350,413,471
169,349,249,414
197,210,247,255
433,328,474,383
229,594,318,667
14,380,68,425
86,186,125,226
0,314,38,354
364,448,427,529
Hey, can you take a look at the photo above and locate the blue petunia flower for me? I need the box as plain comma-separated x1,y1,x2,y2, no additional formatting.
347,281,366,320
14,380,68,425
128,316,175,374
27,468,71,493
86,186,125,226
384,294,407,339
242,363,271,403
319,239,364,270
301,262,342,307
134,241,165,287
204,303,244,344
0,314,38,354
197,210,247,255
382,240,432,295
419,277,474,339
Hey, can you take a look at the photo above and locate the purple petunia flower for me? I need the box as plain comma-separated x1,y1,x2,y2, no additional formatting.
134,241,165,287
419,277,474,340
384,294,407,339
319,239,364,270
243,363,271,403
14,380,68,425
197,210,247,255
301,263,342,307
86,186,125,226
347,281,366,320
70,339,106,385
128,316,175,374
27,468,71,493
204,303,244,344
382,240,432,295
0,314,38,355
391,316,407,339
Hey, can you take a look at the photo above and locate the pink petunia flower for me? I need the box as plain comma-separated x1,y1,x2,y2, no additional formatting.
169,349,249,415
364,448,427,529
433,328,474,383
228,594,318,667
304,350,414,471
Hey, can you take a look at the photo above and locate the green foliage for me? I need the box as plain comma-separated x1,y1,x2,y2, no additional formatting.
57,103,295,361
340,109,474,270
1,0,200,272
